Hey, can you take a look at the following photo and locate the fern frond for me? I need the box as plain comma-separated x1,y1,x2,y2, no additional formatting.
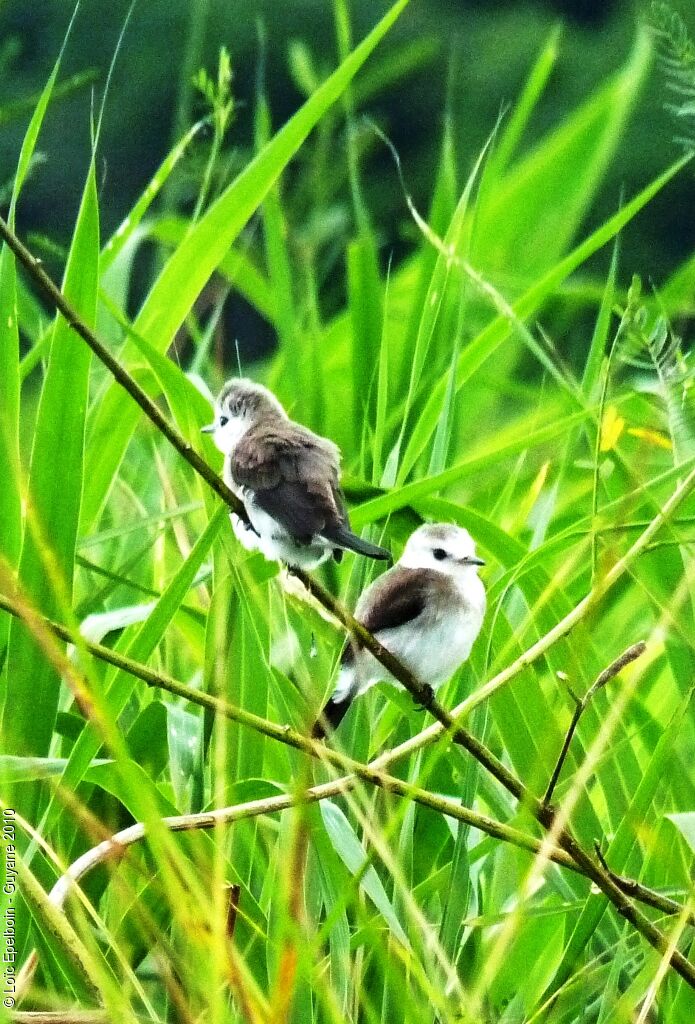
616,274,695,464
650,2,695,149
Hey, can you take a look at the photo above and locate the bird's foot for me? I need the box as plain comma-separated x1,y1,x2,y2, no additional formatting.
413,684,435,711
231,513,261,551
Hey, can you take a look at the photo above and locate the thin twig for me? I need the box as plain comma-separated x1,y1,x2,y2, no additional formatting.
13,780,695,1003
226,883,241,941
4,218,695,990
544,642,647,805
593,839,672,909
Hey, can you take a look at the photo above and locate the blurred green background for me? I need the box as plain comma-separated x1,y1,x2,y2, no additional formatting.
1,0,694,364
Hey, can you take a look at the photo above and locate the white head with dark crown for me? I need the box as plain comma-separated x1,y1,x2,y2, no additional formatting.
399,522,485,577
202,378,287,454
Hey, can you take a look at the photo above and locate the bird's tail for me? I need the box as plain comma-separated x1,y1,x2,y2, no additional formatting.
311,668,358,739
328,526,390,562
311,695,354,739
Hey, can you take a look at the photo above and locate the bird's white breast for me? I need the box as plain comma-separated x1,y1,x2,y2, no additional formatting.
352,572,485,696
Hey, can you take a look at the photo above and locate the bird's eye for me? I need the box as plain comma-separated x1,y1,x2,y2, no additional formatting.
433,548,447,561
219,415,229,427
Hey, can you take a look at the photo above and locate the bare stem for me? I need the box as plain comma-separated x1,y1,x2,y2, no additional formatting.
544,642,647,805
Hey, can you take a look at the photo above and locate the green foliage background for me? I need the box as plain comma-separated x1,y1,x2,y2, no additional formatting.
1,1,695,1021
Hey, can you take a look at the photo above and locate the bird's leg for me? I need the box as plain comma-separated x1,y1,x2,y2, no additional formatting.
413,683,435,711
231,511,260,537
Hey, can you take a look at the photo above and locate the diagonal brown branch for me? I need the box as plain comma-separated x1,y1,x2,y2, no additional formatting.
2,217,695,989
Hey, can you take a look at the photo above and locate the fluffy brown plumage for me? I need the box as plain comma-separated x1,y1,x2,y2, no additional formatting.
203,379,390,568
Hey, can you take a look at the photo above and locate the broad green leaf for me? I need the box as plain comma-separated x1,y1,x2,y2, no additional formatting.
3,159,99,760
321,800,410,948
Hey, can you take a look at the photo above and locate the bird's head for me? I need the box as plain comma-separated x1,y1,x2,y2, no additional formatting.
399,523,485,578
201,378,287,454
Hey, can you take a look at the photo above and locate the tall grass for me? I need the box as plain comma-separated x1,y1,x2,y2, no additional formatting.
1,1,695,1022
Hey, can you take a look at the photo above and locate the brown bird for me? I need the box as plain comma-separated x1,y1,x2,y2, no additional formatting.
312,523,485,737
202,379,390,569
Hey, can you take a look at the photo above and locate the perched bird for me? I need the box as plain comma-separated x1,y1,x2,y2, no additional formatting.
202,379,390,569
312,523,485,738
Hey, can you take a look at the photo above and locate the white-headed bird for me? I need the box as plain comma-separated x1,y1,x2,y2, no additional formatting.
312,523,485,737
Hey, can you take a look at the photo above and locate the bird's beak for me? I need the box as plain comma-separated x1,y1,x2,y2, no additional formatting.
463,556,485,566
200,423,215,434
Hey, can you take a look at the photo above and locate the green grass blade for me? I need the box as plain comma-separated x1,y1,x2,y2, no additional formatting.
399,153,690,479
474,28,652,280
428,286,465,476
390,130,492,485
0,9,78,653
354,406,591,526
547,687,692,998
81,0,411,529
348,233,383,457
3,159,99,760
482,22,562,188
100,119,204,274
148,216,276,325
0,243,22,589
582,235,619,400
320,801,410,948
255,95,302,404
372,263,392,485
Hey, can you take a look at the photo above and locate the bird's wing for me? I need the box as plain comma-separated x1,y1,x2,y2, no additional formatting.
230,423,346,542
341,567,436,665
